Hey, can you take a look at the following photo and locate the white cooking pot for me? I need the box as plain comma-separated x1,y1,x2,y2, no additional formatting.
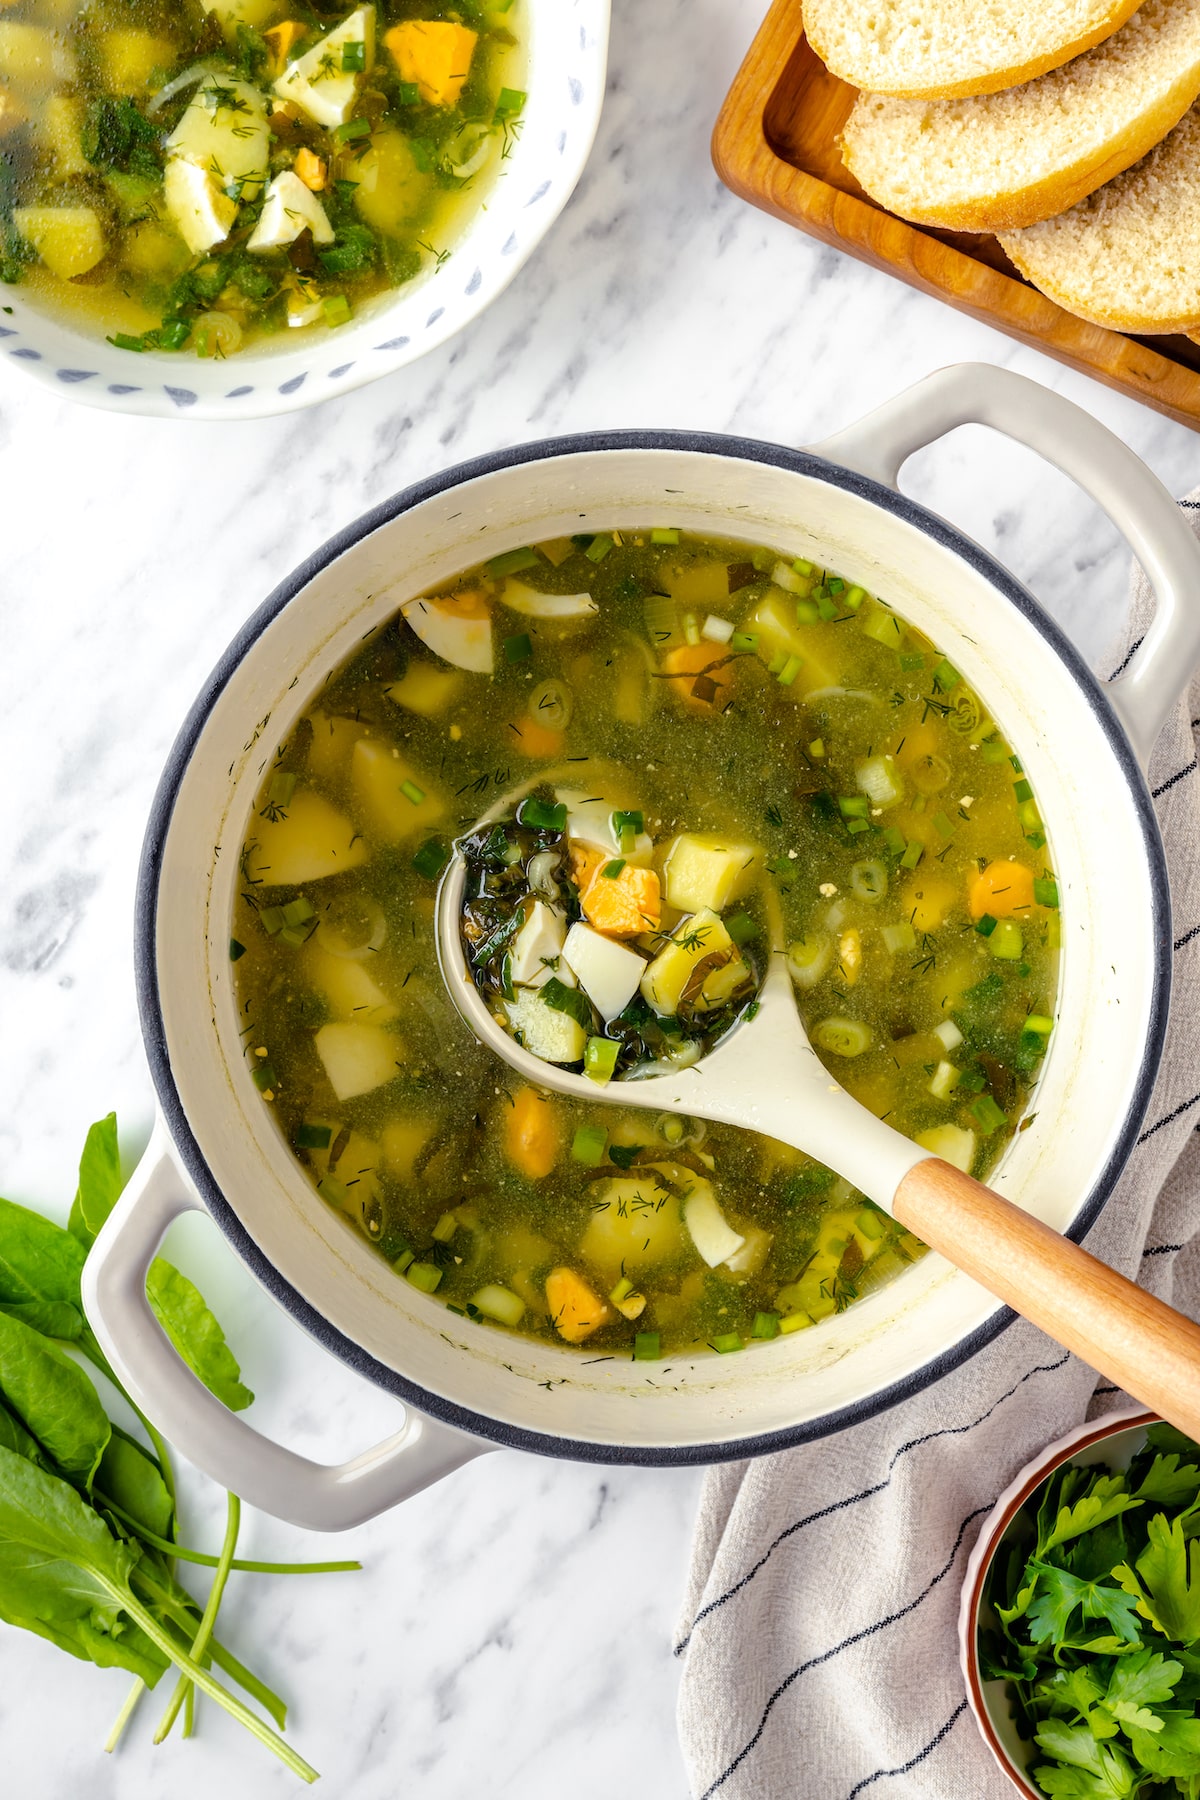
82,364,1200,1528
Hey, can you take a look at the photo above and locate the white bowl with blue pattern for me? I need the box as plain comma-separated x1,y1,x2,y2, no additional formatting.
0,0,609,420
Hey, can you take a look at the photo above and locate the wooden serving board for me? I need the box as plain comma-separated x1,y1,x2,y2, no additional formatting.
713,0,1200,431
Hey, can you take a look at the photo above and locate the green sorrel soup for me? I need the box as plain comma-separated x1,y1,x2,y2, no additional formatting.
232,529,1060,1358
0,0,523,354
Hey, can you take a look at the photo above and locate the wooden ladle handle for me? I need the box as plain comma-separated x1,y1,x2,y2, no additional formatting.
893,1158,1200,1438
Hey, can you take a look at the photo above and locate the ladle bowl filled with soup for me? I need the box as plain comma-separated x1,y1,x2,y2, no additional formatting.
0,0,608,415
82,366,1197,1529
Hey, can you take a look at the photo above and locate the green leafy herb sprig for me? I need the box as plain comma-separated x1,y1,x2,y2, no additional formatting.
0,1113,361,1781
982,1423,1200,1798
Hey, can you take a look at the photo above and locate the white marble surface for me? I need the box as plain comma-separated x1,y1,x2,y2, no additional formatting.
3,0,1200,1791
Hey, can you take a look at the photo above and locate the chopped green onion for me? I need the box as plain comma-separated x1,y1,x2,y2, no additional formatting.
584,533,613,563
584,1038,619,1085
494,85,526,117
751,1311,780,1340
816,593,837,621
792,557,814,577
258,905,285,936
780,1310,813,1334
572,1123,608,1164
843,585,866,612
979,739,1008,764
229,937,246,962
975,913,998,938
341,38,365,69
712,1332,743,1354
796,600,819,625
610,1276,635,1304
958,1066,987,1094
1017,797,1041,832
397,79,420,103
633,1332,661,1361
1013,778,1033,804
933,658,960,691
541,976,592,1028
316,1175,345,1206
406,1261,443,1294
725,913,758,945
1011,755,1024,774
971,1094,1007,1136
251,1064,278,1093
856,1206,887,1239
933,811,955,839
602,858,626,879
611,809,643,838
650,527,680,545
504,631,533,664
296,1122,332,1150
882,825,906,856
899,652,925,672
400,778,426,806
322,294,351,326
517,796,567,832
1025,828,1047,850
158,318,190,351
838,796,870,818
431,1211,458,1244
881,921,916,954
767,650,787,676
990,918,1023,961
391,1245,414,1273
827,577,844,594
847,818,870,835
1033,877,1059,908
487,546,541,577
1024,1013,1054,1036
333,116,371,144
730,631,758,652
281,897,314,927
412,836,449,880
777,653,803,687
267,770,296,809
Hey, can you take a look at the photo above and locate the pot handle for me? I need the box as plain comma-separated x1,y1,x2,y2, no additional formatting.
81,1126,490,1531
810,362,1200,768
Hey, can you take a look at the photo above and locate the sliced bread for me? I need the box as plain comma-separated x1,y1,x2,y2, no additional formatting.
804,0,1143,99
998,105,1200,331
840,0,1200,233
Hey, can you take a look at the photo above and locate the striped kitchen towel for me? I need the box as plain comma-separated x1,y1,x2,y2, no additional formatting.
675,498,1200,1800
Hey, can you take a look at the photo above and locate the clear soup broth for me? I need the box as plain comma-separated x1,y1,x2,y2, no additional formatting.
231,528,1060,1360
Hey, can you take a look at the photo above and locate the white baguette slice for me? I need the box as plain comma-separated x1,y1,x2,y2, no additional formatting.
804,0,1143,99
841,0,1200,233
999,104,1200,331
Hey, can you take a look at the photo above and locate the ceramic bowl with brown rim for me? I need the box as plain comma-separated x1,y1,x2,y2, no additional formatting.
957,1405,1158,1797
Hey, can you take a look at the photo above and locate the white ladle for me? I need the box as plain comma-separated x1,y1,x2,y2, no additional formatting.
436,809,1200,1434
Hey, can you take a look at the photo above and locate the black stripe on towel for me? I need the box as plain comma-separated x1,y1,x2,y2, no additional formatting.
1108,636,1145,681
696,1506,992,1800
674,1353,1070,1656
1138,1092,1200,1144
1175,923,1200,953
1153,759,1198,798
843,1701,968,1800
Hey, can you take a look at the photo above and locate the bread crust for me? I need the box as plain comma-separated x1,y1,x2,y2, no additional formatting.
805,0,1143,98
841,75,1200,231
999,243,1200,331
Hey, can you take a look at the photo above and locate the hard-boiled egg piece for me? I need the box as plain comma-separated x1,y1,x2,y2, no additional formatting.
274,4,374,129
401,590,493,674
562,922,645,1022
248,170,334,250
167,74,269,202
509,901,572,990
163,158,237,255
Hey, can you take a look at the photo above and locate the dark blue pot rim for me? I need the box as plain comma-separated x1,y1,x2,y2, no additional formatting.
135,428,1173,1470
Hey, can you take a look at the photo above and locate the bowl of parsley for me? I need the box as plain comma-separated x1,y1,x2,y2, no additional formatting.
959,1408,1200,1799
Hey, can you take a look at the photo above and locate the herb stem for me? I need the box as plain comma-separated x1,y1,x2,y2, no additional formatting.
103,1494,360,1573
132,1568,289,1727
155,1493,241,1744
93,1567,317,1782
104,1677,144,1754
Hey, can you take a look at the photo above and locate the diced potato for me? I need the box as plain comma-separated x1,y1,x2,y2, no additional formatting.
248,169,333,249
100,29,176,92
386,663,462,718
544,1266,609,1344
306,712,366,783
916,1124,977,1175
697,953,752,1011
746,591,851,694
401,589,492,674
641,908,736,1016
0,23,74,92
384,18,476,106
380,1114,437,1181
204,0,280,28
35,94,88,175
245,789,368,887
314,1020,402,1101
308,1129,380,1223
581,862,661,937
350,738,444,843
120,219,190,280
353,127,433,236
305,944,397,1022
659,561,733,606
163,157,237,256
275,4,374,128
662,831,760,913
898,874,958,934
579,1176,685,1279
14,204,104,279
968,860,1035,921
683,1181,744,1267
504,989,586,1064
167,75,270,201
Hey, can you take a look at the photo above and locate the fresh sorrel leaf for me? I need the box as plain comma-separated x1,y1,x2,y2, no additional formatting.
0,1311,110,1484
146,1260,253,1413
69,1113,123,1250
0,1397,45,1468
97,1430,174,1542
0,1196,87,1339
